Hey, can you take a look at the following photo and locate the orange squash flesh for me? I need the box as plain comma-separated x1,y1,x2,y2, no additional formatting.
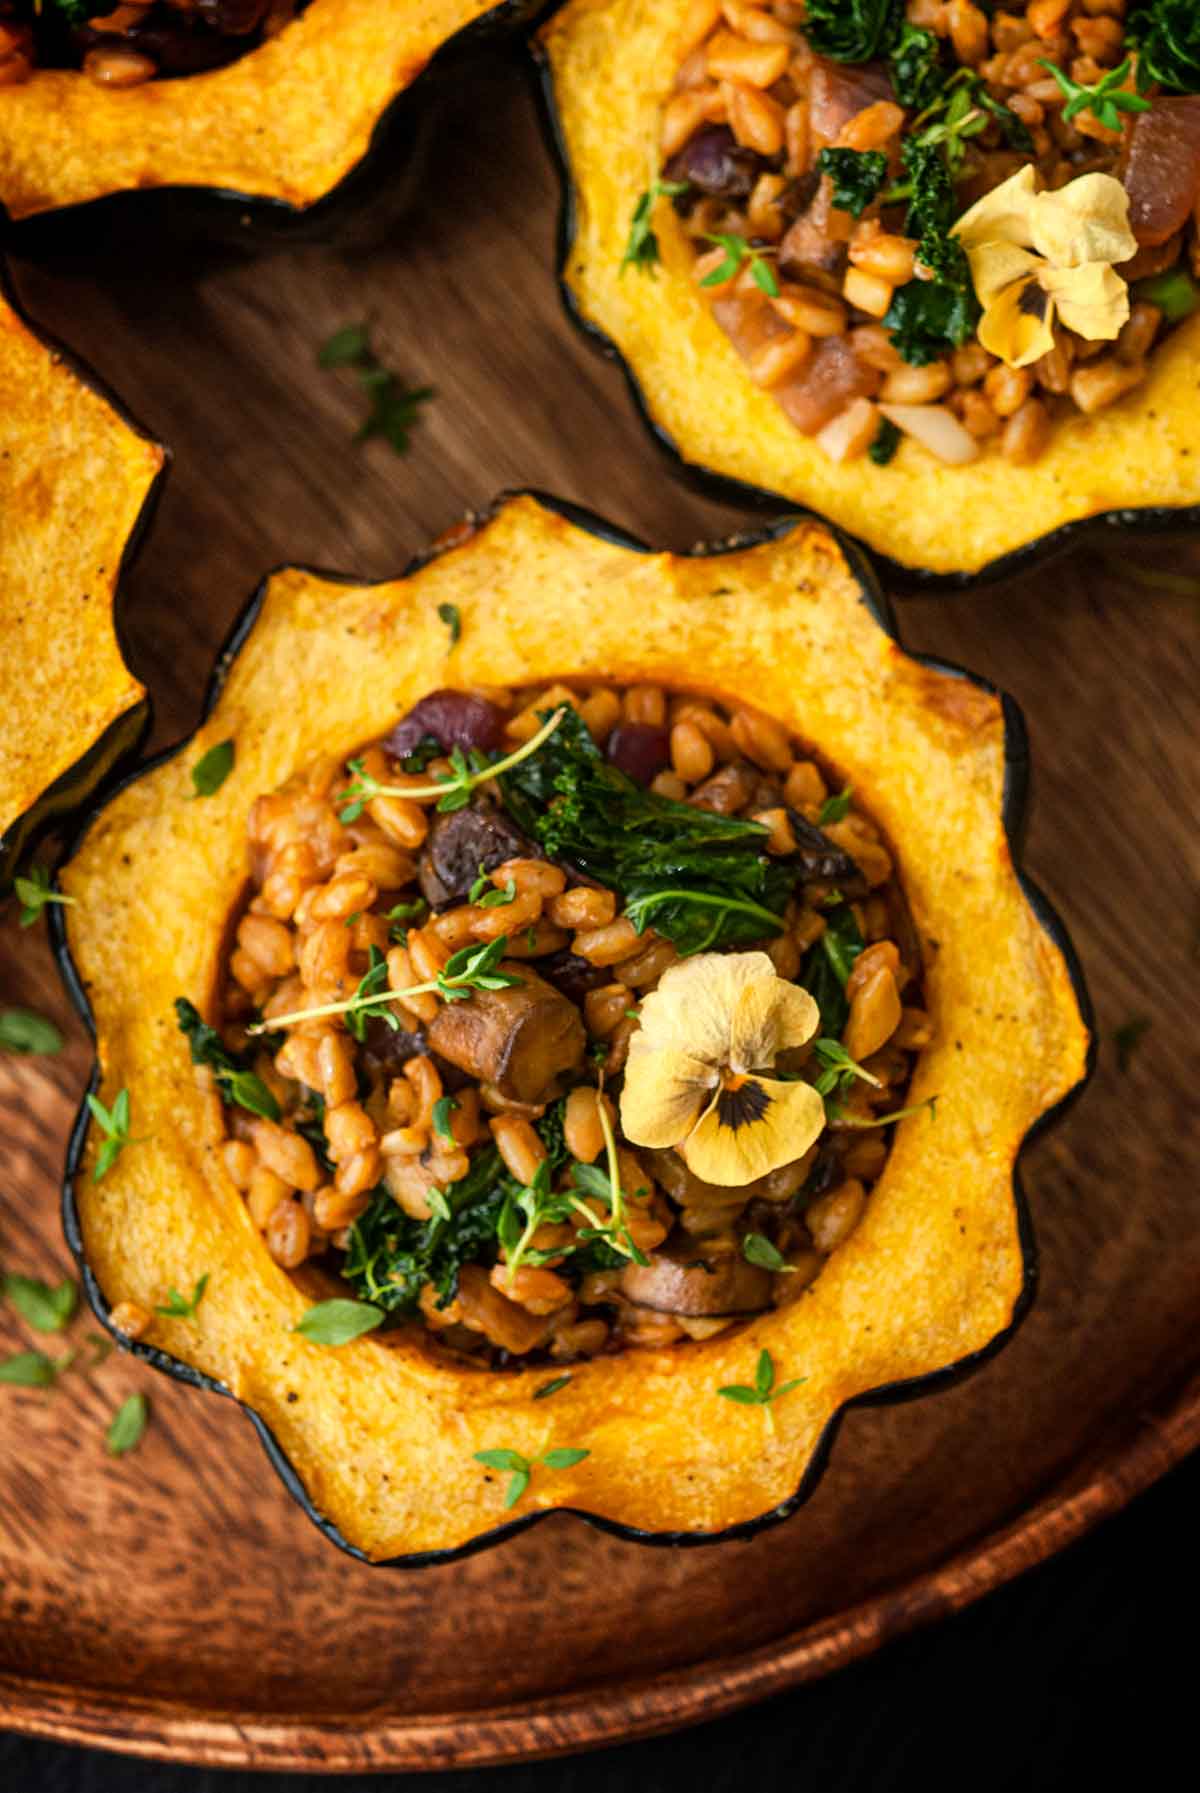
0,276,163,889
59,494,1092,1563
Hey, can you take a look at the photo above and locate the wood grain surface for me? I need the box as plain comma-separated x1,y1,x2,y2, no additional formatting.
1,47,1198,1773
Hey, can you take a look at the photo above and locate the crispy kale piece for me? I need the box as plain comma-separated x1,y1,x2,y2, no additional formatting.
498,706,794,955
174,998,280,1122
801,0,905,63
343,1104,571,1314
1129,1,1200,93
817,148,889,218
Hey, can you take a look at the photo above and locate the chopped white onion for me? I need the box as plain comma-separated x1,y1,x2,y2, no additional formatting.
815,397,879,464
878,402,980,466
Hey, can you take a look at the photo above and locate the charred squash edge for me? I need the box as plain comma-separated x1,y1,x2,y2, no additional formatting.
0,263,165,893
530,35,1200,593
51,491,1095,1568
2,1,550,239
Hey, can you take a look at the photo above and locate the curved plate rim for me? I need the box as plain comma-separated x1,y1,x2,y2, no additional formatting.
1,1357,1197,1771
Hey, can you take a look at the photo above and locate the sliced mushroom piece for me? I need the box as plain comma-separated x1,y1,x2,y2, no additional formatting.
785,810,868,893
619,1232,771,1317
644,1144,815,1208
417,796,540,910
427,963,586,1106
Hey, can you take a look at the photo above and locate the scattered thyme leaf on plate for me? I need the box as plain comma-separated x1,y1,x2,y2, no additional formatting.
318,320,432,457
106,1392,148,1457
1113,1016,1151,1073
0,1008,64,1055
14,866,75,930
2,1274,78,1332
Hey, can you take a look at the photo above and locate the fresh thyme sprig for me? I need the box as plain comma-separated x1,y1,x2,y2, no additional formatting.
1038,56,1150,131
14,866,75,929
337,706,568,822
86,1087,146,1182
717,1348,805,1435
621,176,690,275
473,1444,590,1509
246,934,524,1036
700,232,781,297
317,321,432,456
829,1094,939,1128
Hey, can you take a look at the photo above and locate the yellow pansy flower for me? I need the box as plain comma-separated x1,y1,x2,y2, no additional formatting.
619,951,825,1187
952,165,1138,368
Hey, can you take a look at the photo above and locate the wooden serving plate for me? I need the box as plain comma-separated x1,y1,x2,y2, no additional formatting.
1,53,1197,1773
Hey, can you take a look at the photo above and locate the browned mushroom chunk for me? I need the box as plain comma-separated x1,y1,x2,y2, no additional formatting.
417,797,540,910
644,1145,815,1208
619,1234,772,1317
426,963,586,1106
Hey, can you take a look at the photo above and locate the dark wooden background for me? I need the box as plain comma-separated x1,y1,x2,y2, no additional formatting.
0,44,1197,1773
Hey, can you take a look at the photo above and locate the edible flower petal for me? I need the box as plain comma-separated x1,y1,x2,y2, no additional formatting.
619,1040,718,1149
684,1075,826,1186
620,951,824,1186
953,168,1137,368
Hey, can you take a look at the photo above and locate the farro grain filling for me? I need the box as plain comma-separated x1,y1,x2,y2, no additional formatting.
639,0,1200,466
192,680,931,1366
0,2,305,87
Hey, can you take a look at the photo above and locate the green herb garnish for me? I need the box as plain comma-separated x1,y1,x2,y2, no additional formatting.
431,1096,459,1144
883,135,980,365
1134,268,1200,321
701,232,780,297
889,22,946,108
154,1275,209,1322
247,934,524,1036
14,866,74,929
438,602,462,646
317,321,432,455
817,147,888,218
470,866,517,907
189,739,235,798
345,1108,572,1315
742,1234,795,1274
473,1444,591,1509
86,1087,144,1183
0,1008,63,1055
1130,0,1200,92
105,1392,148,1457
717,1348,805,1433
621,177,690,275
534,1374,572,1400
810,1037,881,1104
869,417,901,465
0,1349,66,1388
499,706,793,956
1113,1016,1151,1072
337,704,567,820
174,998,280,1120
294,1298,385,1346
817,786,853,825
799,904,864,1035
801,0,904,63
1038,56,1150,131
2,1274,77,1332
833,1094,938,1128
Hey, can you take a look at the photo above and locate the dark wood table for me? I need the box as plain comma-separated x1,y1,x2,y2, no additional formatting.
1,42,1197,1774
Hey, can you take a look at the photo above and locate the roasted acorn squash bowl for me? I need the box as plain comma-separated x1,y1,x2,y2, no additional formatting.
56,492,1091,1564
537,0,1200,587
0,0,543,228
0,269,163,893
